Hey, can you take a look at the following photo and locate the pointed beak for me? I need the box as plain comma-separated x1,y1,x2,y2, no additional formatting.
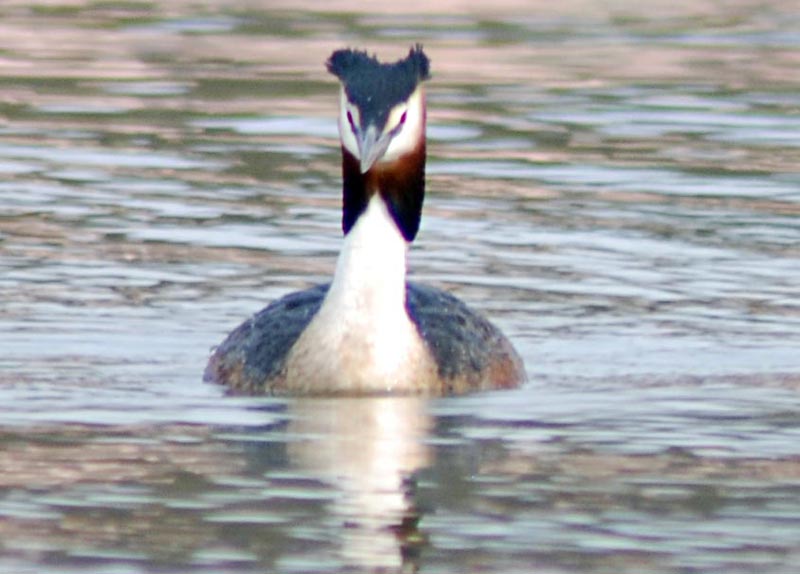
357,124,391,174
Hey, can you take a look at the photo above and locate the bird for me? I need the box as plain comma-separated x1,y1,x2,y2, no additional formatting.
204,45,525,396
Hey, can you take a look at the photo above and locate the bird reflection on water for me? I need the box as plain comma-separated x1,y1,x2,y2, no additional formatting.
283,397,431,571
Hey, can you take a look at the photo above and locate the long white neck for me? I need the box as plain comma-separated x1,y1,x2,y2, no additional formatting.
327,193,408,316
285,193,434,393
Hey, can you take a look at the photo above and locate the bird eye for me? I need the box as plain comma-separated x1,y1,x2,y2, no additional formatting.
399,111,408,125
346,110,355,129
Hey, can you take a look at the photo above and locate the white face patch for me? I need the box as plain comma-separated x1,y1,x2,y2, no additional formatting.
382,86,425,163
338,87,361,158
336,85,426,169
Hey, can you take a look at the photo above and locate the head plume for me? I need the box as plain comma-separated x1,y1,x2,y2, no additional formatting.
326,45,430,130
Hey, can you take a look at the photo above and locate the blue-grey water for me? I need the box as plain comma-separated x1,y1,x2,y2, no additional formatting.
1,1,799,573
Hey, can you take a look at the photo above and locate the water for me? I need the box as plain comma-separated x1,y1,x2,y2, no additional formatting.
1,1,799,572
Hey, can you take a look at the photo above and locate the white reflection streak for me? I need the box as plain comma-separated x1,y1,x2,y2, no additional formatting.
288,397,431,570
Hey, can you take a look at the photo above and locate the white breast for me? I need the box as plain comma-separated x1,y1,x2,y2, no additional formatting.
284,195,436,394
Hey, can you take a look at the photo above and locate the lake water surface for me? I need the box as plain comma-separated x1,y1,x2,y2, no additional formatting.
1,1,799,572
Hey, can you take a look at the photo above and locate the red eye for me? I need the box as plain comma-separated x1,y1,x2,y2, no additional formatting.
399,111,407,125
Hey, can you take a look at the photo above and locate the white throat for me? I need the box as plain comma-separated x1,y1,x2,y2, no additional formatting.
285,194,433,393
328,194,408,317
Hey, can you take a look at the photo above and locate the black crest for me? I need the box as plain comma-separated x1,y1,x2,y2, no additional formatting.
327,45,430,128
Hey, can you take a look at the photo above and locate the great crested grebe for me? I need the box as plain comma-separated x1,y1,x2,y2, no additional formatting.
204,45,525,395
